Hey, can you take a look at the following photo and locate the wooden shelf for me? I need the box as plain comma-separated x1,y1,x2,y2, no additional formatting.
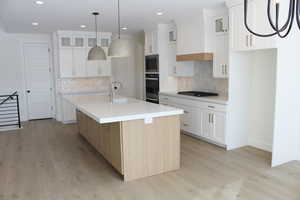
176,53,213,62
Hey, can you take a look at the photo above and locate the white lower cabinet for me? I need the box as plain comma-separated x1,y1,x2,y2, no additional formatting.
212,112,226,144
202,110,226,144
62,98,76,123
160,94,227,146
202,110,212,139
213,35,229,78
178,105,202,135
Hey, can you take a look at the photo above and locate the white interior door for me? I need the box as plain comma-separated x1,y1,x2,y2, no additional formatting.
24,43,53,120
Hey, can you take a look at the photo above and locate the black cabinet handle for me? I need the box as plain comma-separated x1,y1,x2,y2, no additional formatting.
27,90,31,93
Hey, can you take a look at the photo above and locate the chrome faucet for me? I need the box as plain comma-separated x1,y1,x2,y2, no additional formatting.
110,81,122,103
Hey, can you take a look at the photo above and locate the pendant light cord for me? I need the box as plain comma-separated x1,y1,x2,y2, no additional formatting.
118,0,121,39
93,12,100,46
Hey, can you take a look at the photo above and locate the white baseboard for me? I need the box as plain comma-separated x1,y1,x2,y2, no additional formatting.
0,126,23,132
62,120,76,124
182,131,226,149
248,139,272,152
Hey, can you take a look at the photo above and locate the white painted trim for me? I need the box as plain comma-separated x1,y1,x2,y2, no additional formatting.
62,120,76,124
182,131,226,149
225,0,243,8
0,126,23,132
248,139,272,152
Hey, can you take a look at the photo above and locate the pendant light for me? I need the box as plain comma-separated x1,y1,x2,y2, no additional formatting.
88,12,106,60
244,0,300,38
108,0,130,57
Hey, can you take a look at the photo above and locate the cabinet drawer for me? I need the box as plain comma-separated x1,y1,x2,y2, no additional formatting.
62,98,76,123
201,102,226,112
160,95,227,112
180,106,202,135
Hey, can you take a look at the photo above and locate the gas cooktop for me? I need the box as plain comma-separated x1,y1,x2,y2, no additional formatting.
177,91,219,97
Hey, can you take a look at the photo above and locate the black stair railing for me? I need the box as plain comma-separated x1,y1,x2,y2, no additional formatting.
0,91,21,129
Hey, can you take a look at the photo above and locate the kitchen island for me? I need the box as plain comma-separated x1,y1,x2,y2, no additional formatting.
64,94,183,181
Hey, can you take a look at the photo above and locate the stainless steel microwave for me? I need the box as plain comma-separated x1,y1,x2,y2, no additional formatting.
145,55,159,73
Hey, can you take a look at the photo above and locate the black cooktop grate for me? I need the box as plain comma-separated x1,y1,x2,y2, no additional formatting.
177,91,219,97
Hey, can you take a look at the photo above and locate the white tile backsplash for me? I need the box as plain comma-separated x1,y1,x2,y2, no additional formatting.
177,62,228,95
57,77,111,93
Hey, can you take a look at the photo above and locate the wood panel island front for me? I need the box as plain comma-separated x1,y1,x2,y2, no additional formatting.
65,94,183,181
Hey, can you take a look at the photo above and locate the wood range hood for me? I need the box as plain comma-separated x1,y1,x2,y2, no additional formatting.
176,53,213,62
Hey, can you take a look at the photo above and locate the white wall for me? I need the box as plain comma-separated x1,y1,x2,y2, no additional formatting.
248,49,276,152
0,33,53,121
0,19,5,38
227,52,253,150
272,22,300,166
227,49,277,152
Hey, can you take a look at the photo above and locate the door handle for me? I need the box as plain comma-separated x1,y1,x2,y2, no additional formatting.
209,114,211,123
211,114,214,124
27,90,31,93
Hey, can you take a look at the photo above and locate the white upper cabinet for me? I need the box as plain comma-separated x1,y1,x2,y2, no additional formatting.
59,48,73,78
251,0,277,49
176,16,205,55
86,47,111,77
73,48,87,77
229,3,251,51
168,39,194,77
213,34,229,78
57,31,112,78
59,35,72,48
214,15,229,35
168,26,177,43
73,35,86,48
145,31,158,55
227,0,277,51
87,36,97,48
175,10,214,55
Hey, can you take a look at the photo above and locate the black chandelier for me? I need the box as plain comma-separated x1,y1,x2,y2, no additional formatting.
244,0,300,38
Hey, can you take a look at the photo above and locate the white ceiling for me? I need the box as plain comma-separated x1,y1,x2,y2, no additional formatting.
0,0,225,34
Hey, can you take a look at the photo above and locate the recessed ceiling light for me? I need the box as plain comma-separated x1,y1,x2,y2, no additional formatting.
157,11,164,16
32,22,39,26
80,25,86,28
121,27,128,30
35,1,44,5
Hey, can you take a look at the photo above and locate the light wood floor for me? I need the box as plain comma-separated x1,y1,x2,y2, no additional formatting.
0,120,300,200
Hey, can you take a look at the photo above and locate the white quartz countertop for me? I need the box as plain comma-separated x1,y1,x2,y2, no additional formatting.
160,92,228,105
64,94,183,124
59,90,109,96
